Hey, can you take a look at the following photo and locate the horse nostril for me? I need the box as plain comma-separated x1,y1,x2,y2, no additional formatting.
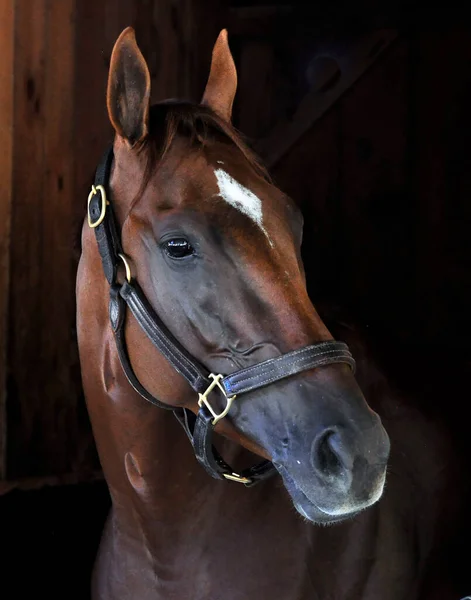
311,429,353,478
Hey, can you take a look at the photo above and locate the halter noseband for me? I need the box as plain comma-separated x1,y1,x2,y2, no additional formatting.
87,147,356,487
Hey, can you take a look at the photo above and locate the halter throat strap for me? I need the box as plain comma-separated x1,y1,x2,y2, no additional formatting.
87,146,356,486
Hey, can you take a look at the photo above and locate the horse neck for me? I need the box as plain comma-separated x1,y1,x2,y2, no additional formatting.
76,223,257,539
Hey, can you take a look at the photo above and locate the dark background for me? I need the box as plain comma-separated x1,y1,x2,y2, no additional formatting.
0,1,470,598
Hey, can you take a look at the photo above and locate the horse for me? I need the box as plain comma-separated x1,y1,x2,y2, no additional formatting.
76,28,462,599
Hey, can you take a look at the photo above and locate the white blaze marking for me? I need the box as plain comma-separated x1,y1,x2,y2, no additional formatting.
213,168,273,247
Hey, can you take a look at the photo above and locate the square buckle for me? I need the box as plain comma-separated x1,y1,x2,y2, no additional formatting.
87,184,108,228
198,373,236,425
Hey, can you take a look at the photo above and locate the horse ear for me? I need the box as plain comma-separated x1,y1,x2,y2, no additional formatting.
201,29,237,122
107,27,151,147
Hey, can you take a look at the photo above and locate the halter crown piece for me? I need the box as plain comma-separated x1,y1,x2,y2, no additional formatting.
87,147,356,486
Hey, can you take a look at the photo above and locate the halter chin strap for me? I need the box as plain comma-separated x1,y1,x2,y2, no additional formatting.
87,146,356,487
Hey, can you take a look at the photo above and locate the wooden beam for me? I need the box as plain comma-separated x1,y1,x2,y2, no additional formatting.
0,0,14,481
255,30,398,168
6,0,87,480
7,0,48,478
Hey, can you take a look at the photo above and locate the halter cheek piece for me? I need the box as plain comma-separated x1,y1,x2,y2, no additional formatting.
87,147,356,487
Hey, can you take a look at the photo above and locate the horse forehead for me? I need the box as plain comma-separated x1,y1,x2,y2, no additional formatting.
212,167,273,246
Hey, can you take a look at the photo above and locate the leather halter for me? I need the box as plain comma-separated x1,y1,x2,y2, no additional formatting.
87,147,356,487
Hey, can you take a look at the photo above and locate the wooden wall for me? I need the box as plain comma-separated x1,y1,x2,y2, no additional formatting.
0,0,225,489
231,26,471,371
0,0,14,484
270,31,471,358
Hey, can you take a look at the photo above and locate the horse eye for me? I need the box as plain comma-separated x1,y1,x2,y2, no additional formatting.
163,238,194,259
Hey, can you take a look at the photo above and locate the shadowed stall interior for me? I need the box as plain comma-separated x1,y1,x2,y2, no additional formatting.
0,1,470,598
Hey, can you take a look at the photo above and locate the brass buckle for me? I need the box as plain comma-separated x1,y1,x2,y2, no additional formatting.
223,472,252,485
198,373,236,425
87,185,108,228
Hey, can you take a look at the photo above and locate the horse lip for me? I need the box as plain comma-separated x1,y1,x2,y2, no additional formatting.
273,461,361,524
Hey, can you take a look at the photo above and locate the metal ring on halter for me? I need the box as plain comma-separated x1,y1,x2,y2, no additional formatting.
118,253,132,283
87,185,108,228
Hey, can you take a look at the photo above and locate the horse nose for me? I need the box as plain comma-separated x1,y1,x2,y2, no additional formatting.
311,428,354,490
311,415,390,491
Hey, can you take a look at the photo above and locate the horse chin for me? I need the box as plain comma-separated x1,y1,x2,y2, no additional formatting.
274,463,382,526
295,501,358,525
